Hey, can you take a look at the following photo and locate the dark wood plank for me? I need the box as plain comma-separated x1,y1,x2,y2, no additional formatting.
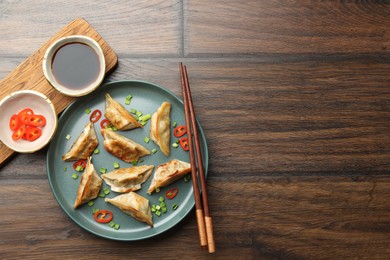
134,59,389,177
0,0,182,57
1,175,389,259
185,0,390,55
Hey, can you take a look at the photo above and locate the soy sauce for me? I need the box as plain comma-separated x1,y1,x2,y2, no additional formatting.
51,42,100,90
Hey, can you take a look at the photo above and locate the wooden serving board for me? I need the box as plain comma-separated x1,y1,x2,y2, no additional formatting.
0,18,118,166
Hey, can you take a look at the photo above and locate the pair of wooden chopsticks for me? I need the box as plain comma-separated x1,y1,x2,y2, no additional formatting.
179,63,215,253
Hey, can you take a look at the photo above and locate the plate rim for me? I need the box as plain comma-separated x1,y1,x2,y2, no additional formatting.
46,79,209,241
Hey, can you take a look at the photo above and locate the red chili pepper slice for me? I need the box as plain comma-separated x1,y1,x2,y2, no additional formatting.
90,109,102,123
18,112,30,125
24,126,42,141
166,187,179,199
73,159,87,171
12,124,26,141
9,114,22,131
174,125,187,138
179,137,189,151
18,108,34,116
93,209,113,224
100,119,111,129
27,114,46,127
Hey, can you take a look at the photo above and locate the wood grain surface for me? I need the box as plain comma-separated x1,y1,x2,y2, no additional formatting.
0,1,389,259
0,18,118,165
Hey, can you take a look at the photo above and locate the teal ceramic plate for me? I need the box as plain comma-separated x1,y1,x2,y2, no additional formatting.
46,80,208,241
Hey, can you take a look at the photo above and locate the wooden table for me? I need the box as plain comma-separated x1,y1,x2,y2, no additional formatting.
1,1,389,259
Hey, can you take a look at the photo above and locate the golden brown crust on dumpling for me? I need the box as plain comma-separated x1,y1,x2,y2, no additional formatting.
104,93,142,130
150,102,171,156
62,122,99,161
148,159,191,193
101,165,154,193
101,128,150,162
74,157,102,208
105,192,153,226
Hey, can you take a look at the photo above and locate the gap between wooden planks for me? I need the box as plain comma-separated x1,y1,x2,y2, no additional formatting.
0,18,118,166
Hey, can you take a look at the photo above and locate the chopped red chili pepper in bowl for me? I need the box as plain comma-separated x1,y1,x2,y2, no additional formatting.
0,90,58,153
9,108,46,142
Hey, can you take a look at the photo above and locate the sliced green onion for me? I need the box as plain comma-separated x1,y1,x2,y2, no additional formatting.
126,95,132,100
125,99,131,105
139,114,151,122
109,221,116,227
151,207,156,212
172,142,179,148
131,160,138,166
111,126,118,131
144,137,150,143
66,134,71,140
75,165,84,172
172,204,179,210
94,148,99,154
155,210,161,217
130,108,137,114
113,162,120,169
113,224,120,230
100,167,107,174
92,208,100,214
161,206,167,213
172,121,177,127
140,121,147,126
155,187,160,193
63,167,67,172
160,202,166,207
133,114,139,121
71,173,78,179
85,108,91,114
88,201,94,207
103,187,110,195
98,191,106,198
159,196,165,203
156,205,161,211
136,110,142,117
152,148,157,154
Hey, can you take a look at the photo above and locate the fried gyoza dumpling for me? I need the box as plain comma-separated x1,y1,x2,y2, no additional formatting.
148,159,191,194
62,122,99,161
74,157,102,208
101,128,150,162
101,165,154,193
150,102,171,156
104,93,142,130
105,192,153,226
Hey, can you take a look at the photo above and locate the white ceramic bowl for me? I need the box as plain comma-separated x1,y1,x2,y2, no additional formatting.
42,35,106,97
0,90,58,153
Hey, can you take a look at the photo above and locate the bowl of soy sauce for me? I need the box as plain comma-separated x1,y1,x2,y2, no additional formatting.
43,35,106,97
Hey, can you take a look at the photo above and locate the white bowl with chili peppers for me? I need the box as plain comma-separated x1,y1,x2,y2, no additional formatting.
0,90,58,153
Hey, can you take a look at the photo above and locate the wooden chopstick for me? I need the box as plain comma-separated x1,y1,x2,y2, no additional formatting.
180,63,216,253
180,63,208,250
